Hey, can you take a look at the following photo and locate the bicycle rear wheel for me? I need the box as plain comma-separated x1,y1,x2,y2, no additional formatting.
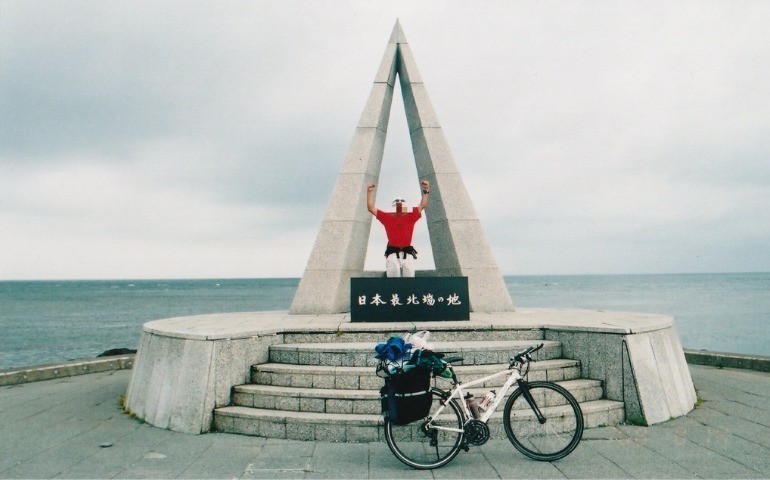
384,389,465,469
503,381,583,461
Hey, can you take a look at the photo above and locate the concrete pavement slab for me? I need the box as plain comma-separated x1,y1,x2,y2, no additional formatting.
367,443,433,479
581,435,693,478
477,441,566,479
618,423,764,479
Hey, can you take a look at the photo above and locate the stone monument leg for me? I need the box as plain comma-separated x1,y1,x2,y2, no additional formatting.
395,28,514,312
289,28,398,314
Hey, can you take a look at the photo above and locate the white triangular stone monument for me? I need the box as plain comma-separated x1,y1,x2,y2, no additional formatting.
290,21,514,315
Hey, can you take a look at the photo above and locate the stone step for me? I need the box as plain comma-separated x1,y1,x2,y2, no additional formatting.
213,398,625,442
282,326,543,344
215,334,629,442
252,358,582,390
231,379,604,415
268,340,563,367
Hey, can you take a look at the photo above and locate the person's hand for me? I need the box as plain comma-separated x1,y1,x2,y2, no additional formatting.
420,180,430,192
367,183,376,192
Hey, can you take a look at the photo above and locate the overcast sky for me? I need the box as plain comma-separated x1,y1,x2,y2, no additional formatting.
2,1,769,280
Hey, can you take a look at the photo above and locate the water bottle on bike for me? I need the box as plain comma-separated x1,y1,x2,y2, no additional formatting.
478,390,496,411
464,393,480,419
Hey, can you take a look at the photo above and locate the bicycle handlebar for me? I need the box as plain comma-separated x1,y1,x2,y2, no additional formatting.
437,344,543,375
511,343,544,365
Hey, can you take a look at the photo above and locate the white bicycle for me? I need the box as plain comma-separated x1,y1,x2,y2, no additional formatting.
384,343,584,469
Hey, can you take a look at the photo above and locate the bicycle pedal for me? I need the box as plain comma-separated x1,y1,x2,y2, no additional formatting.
461,443,470,452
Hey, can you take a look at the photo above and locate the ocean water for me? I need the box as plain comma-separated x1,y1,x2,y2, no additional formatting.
1,273,767,370
0,279,298,370
505,273,769,359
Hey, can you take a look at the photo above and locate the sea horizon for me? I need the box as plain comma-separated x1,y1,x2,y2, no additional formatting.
2,272,768,369
3,270,769,282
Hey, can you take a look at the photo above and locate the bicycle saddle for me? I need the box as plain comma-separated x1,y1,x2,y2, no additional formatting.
442,356,464,364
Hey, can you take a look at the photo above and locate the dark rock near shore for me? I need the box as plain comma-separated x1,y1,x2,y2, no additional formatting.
97,348,137,357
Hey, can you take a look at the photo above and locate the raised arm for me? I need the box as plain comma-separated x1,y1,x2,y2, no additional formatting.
367,183,377,216
418,180,430,212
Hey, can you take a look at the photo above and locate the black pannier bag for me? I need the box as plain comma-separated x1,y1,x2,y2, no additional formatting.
380,365,432,425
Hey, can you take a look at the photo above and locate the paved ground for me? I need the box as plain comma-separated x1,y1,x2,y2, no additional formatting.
0,364,768,479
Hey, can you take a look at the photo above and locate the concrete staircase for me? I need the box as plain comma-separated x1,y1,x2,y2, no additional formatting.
213,329,625,442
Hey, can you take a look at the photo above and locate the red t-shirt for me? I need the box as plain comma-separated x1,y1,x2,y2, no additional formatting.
376,208,421,248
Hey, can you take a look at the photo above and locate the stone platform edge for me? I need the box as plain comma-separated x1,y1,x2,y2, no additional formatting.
683,349,770,372
0,355,135,387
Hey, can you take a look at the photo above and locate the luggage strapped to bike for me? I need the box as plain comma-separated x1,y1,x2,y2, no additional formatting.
374,331,446,425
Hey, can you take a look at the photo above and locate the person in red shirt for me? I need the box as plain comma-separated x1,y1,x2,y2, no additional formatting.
367,180,430,277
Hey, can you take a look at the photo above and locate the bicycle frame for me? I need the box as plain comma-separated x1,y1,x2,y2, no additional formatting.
429,366,524,433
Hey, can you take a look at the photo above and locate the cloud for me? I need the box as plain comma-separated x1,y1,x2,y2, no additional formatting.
2,1,770,279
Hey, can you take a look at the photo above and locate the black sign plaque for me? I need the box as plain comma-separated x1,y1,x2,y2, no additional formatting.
350,277,470,322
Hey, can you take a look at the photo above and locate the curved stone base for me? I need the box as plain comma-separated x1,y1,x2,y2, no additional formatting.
124,308,696,435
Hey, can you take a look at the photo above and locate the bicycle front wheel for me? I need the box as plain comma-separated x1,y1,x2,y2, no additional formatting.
503,381,584,461
384,389,465,470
